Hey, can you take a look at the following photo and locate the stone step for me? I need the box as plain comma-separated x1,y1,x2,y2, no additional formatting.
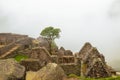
0,45,20,58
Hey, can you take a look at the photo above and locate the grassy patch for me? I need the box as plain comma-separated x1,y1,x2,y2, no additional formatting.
14,54,28,62
68,74,120,80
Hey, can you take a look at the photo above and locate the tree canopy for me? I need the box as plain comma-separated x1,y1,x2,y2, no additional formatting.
40,26,61,54
40,26,61,40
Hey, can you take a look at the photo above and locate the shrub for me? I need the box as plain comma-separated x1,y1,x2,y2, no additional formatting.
14,54,28,62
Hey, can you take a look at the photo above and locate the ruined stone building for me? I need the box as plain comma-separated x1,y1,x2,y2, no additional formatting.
0,33,116,78
0,33,33,58
76,43,112,78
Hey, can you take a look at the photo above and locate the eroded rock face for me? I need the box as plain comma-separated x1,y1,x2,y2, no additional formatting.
26,63,66,80
0,58,25,79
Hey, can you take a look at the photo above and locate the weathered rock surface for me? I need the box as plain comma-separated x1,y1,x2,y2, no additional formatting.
26,63,66,80
58,47,73,57
58,47,65,57
30,47,51,66
78,42,112,78
0,74,8,80
26,71,36,80
61,64,81,76
20,59,42,71
64,50,73,56
37,37,49,49
0,58,25,79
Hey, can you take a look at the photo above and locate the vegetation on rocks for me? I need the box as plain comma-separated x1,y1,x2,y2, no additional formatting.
14,54,28,62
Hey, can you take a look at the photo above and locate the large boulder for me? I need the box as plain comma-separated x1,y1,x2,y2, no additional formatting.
0,58,25,79
26,63,66,80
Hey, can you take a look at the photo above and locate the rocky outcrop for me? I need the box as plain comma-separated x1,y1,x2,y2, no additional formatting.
26,63,66,80
0,58,25,79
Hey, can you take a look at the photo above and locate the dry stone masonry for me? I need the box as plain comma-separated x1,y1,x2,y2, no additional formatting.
0,33,116,79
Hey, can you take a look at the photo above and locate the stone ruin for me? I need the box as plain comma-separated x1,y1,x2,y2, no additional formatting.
50,43,116,78
0,33,116,78
0,33,33,58
77,42,113,78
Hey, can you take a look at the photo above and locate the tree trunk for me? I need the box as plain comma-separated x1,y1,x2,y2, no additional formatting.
45,38,52,55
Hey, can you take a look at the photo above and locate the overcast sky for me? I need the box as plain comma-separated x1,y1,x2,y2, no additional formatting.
0,0,120,70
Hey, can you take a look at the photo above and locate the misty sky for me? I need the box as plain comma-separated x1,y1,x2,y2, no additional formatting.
0,0,120,70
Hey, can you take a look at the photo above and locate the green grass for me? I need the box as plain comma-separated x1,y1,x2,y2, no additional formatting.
68,74,120,80
14,54,28,62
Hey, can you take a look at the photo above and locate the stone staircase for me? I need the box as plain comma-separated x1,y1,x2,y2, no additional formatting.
0,37,31,59
0,45,20,58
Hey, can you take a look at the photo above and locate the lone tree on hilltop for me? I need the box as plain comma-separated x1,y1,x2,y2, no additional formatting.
40,26,61,54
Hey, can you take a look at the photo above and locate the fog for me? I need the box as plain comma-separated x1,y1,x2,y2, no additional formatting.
0,0,120,70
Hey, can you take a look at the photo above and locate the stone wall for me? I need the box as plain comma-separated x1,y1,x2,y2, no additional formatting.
20,59,42,71
0,33,28,45
60,64,81,76
0,36,33,59
51,55,81,76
